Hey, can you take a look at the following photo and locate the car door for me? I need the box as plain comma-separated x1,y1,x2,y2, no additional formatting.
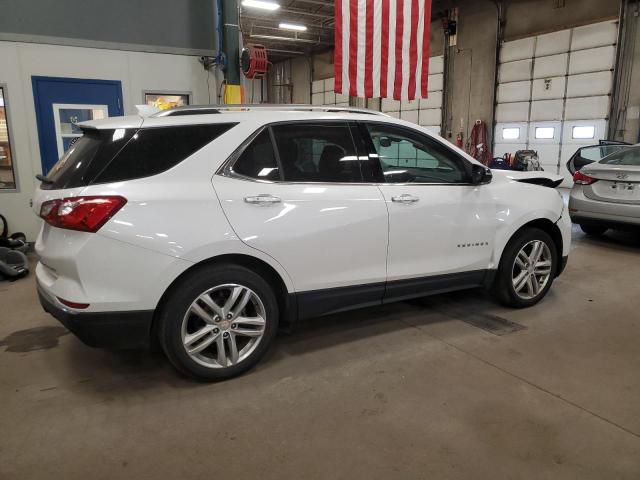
358,121,496,299
212,120,389,317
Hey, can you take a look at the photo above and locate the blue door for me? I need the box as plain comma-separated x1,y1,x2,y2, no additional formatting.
32,76,124,174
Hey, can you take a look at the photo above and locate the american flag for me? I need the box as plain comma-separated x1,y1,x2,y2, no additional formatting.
334,0,432,101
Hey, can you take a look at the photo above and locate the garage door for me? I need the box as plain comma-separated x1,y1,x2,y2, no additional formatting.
494,20,617,186
380,55,444,136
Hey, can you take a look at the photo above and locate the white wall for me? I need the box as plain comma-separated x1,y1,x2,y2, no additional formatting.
0,41,216,240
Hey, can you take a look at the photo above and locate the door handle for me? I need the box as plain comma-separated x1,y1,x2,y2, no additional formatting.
391,194,419,204
244,194,282,205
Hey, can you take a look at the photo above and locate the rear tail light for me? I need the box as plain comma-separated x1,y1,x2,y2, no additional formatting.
573,171,597,185
39,196,127,232
56,297,90,309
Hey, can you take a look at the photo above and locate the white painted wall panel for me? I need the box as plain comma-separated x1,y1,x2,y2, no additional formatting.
429,55,444,74
312,79,324,93
323,91,336,104
324,77,335,91
499,59,532,83
571,20,617,51
424,125,441,136
419,91,442,109
566,71,612,97
530,99,564,121
564,96,610,120
497,80,531,103
500,37,535,62
401,98,419,111
381,98,400,112
569,46,615,74
535,29,571,56
496,102,529,122
311,92,323,105
533,53,567,79
400,109,419,124
418,108,441,126
529,144,560,173
427,73,443,92
336,92,349,103
531,76,565,100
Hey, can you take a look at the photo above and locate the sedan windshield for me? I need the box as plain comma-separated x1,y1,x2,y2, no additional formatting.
600,146,640,166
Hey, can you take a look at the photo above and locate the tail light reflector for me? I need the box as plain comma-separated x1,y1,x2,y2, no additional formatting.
573,171,598,185
56,297,90,309
39,196,127,232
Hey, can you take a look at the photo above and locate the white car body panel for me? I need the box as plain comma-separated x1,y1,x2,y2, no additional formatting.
34,108,570,322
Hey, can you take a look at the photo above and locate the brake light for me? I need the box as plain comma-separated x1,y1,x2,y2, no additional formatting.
573,171,597,185
39,196,127,232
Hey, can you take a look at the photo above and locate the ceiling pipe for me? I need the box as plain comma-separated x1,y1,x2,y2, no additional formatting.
250,34,332,44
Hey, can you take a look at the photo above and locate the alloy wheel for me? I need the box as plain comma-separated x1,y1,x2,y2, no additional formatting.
181,284,266,368
511,240,553,300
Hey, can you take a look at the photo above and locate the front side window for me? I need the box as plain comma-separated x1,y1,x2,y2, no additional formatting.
271,123,363,182
364,123,469,184
0,87,17,190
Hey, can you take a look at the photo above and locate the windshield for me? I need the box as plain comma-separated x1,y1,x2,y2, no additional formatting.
599,146,640,166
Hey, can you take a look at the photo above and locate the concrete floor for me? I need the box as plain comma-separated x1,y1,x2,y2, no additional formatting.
1,225,639,479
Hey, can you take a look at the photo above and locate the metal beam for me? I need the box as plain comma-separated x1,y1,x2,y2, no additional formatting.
249,33,331,44
223,0,241,84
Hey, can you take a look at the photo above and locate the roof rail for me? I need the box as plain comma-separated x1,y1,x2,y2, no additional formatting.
153,104,388,117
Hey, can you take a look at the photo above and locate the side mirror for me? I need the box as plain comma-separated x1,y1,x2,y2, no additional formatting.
471,164,492,185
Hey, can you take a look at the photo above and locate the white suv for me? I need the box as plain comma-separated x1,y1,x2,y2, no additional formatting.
34,105,571,380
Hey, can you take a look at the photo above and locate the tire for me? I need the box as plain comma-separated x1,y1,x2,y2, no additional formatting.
159,263,279,381
580,224,607,236
491,227,558,308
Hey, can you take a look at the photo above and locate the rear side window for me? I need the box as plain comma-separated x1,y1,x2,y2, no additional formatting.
271,123,363,182
43,128,137,190
232,129,280,181
93,124,236,183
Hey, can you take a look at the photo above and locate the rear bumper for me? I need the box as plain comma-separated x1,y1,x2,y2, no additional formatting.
37,283,153,349
569,186,640,228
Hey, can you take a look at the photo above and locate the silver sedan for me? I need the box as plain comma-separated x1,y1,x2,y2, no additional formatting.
569,144,640,235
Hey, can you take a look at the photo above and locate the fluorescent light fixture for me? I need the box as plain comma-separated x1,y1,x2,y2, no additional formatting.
572,125,595,139
242,0,280,10
279,22,307,31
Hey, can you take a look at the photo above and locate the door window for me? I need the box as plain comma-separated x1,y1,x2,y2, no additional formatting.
0,86,17,190
232,129,280,181
53,104,108,158
271,123,363,182
364,123,469,184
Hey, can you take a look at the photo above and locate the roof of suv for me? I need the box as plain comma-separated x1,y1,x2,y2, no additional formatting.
78,104,393,130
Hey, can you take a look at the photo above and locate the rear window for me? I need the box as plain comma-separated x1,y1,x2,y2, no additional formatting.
599,146,640,166
42,123,236,189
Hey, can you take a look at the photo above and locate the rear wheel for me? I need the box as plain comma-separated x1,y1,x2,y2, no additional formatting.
159,264,278,380
580,224,607,236
492,228,557,308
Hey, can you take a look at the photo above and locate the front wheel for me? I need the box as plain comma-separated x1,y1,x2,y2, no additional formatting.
159,264,279,380
492,228,557,308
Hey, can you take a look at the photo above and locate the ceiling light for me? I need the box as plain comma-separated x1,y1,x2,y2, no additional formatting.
279,22,307,31
241,0,280,11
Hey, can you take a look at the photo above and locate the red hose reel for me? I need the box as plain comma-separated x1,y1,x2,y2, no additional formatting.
241,44,269,79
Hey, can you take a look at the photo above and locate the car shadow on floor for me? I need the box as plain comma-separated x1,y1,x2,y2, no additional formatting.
59,288,505,395
573,227,640,251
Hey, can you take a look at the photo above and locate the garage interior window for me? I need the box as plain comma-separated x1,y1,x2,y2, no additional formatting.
572,125,595,139
0,86,16,190
502,127,520,140
535,127,555,139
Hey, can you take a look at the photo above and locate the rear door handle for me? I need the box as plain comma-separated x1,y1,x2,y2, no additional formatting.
391,194,419,204
244,194,282,205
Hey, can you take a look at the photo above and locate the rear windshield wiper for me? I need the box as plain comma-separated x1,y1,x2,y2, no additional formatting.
35,174,53,184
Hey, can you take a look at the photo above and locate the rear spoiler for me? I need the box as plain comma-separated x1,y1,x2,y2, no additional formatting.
515,177,563,188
